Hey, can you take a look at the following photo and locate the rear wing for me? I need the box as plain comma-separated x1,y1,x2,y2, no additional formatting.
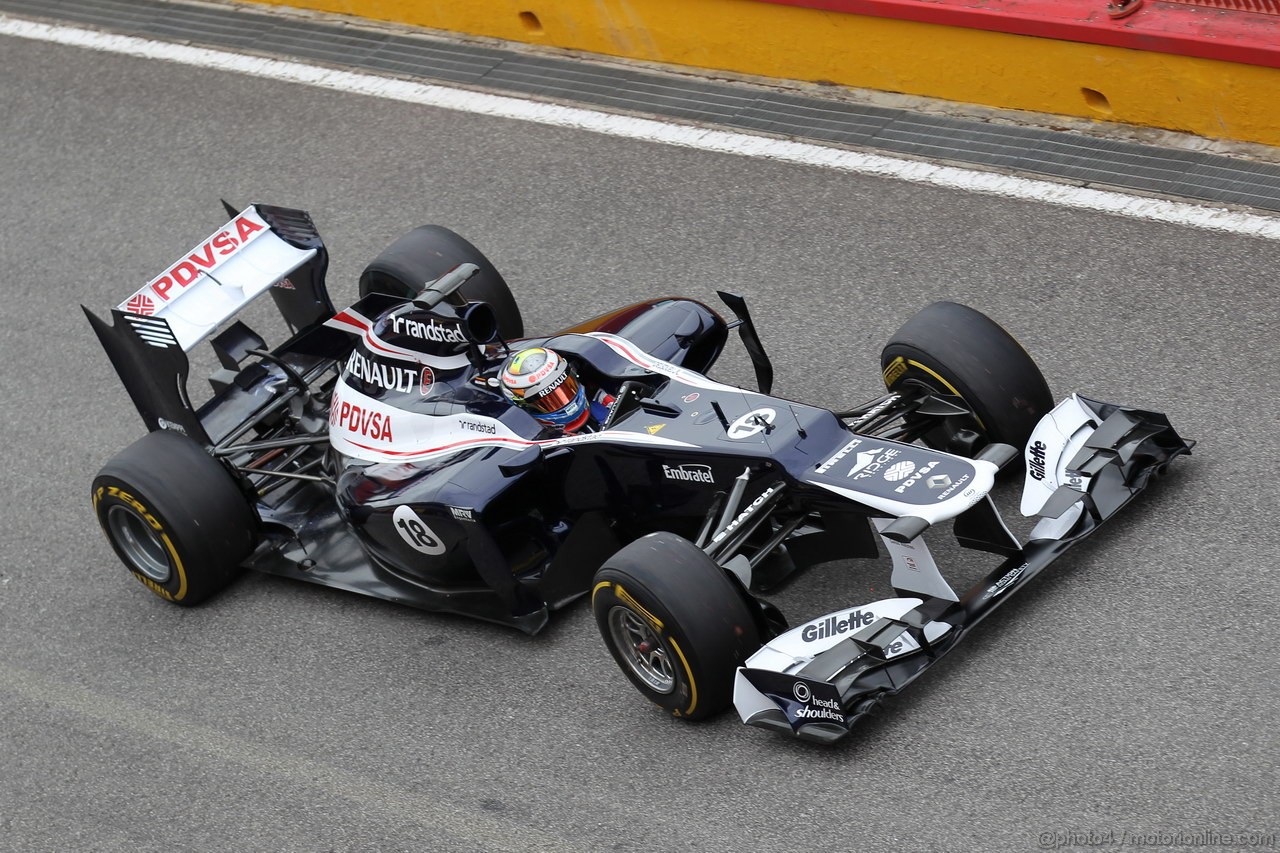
84,203,336,443
112,204,329,351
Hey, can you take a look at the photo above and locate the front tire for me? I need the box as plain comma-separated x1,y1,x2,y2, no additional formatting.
592,532,761,721
881,301,1053,452
91,431,257,606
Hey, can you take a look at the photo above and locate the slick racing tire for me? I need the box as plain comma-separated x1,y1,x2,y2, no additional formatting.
881,301,1053,453
358,224,524,340
592,532,761,721
91,431,257,606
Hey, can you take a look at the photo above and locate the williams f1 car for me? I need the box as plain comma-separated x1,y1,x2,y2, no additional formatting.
87,203,1192,743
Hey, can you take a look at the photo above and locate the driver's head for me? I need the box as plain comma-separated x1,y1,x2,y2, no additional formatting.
499,347,589,433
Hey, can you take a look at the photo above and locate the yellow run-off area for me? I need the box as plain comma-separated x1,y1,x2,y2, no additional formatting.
248,0,1280,147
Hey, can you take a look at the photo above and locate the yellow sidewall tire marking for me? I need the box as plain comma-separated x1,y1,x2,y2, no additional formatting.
100,484,191,603
667,637,697,717
160,531,188,602
591,580,613,604
613,584,664,631
882,356,908,387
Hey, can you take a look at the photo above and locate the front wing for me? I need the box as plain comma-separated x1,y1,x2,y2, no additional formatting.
733,394,1193,743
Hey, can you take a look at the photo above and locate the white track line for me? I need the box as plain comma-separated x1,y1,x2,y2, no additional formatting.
4,14,1279,241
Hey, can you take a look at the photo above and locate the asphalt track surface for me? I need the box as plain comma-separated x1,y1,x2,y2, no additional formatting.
1,29,1277,853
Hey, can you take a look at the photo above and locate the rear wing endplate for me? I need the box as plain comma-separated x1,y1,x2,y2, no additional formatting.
85,203,337,444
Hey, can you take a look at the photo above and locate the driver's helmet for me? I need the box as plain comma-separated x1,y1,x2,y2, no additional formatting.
499,347,590,433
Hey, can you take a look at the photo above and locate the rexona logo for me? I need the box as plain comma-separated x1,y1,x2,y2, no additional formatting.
330,393,393,441
800,609,877,642
149,214,265,302
346,351,417,394
663,464,714,483
1028,440,1048,481
391,315,467,344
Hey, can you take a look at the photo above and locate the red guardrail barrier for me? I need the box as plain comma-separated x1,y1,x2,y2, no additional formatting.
1165,0,1278,13
761,0,1280,67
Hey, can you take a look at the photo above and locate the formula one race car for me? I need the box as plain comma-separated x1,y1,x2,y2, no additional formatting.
86,204,1192,743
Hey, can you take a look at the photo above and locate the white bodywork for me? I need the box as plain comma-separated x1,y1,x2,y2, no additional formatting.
732,595,959,724
321,327,769,465
1020,394,1098,516
1020,394,1103,540
327,375,700,464
804,458,999,528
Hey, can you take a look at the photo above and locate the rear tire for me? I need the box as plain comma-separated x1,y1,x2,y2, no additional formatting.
881,301,1053,452
91,431,257,606
592,532,761,721
358,224,523,340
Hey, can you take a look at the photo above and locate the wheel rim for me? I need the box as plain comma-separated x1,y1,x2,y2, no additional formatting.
106,505,171,583
607,606,676,695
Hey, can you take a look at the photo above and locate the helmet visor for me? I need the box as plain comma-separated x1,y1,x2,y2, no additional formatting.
523,372,581,416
